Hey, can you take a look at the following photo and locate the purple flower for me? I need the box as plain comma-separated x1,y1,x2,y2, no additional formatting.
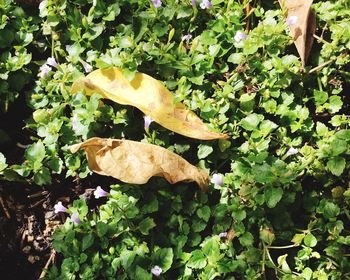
71,212,81,224
94,186,108,199
46,57,57,68
81,60,93,73
211,173,223,186
144,115,153,130
286,147,298,156
219,232,227,238
200,0,212,9
192,0,197,6
286,15,298,26
152,0,161,8
234,31,248,43
54,201,67,214
151,265,162,277
38,64,52,79
182,34,192,41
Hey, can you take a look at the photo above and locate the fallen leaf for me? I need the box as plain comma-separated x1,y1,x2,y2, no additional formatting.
279,0,316,67
70,137,209,191
71,67,228,140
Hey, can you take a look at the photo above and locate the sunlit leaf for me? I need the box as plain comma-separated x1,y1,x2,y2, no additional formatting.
71,67,228,140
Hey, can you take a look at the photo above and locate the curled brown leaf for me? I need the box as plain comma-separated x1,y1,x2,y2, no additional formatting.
279,0,316,68
70,137,210,191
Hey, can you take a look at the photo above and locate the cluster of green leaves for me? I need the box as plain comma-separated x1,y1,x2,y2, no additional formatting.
0,0,349,279
0,0,38,112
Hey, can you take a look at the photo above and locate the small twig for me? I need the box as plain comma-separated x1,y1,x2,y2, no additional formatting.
313,34,330,45
39,250,56,279
29,197,47,209
27,191,49,199
0,194,11,219
308,59,334,74
16,142,31,149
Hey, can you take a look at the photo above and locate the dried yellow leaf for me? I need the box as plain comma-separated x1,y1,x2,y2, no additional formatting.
71,67,228,140
70,137,210,191
279,0,316,68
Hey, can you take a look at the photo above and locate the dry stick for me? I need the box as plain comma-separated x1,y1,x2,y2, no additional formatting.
39,250,56,279
29,197,47,209
27,191,49,199
0,195,11,219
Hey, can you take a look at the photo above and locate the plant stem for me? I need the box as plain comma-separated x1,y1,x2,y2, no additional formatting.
267,244,299,249
309,59,334,74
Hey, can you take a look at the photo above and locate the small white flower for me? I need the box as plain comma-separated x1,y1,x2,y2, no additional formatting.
200,0,212,9
94,186,108,199
210,173,223,186
46,57,57,68
152,0,161,8
234,31,248,43
71,115,79,131
38,64,52,79
182,34,192,41
81,60,93,73
286,147,298,156
219,232,227,238
71,212,81,224
144,115,153,130
286,15,298,26
54,201,67,214
151,265,162,277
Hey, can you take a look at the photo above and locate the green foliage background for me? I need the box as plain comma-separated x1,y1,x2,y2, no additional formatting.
0,0,350,279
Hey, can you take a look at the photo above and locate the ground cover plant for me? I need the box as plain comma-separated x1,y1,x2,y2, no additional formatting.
0,0,349,279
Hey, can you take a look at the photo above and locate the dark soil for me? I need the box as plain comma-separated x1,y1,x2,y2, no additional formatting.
0,96,66,280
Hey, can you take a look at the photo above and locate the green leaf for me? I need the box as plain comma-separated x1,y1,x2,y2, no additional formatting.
277,254,292,274
197,144,213,159
120,250,136,269
197,206,211,222
327,157,346,176
228,53,244,64
34,167,52,186
252,163,275,184
239,232,254,247
264,187,283,208
330,139,347,156
96,222,108,237
301,267,313,280
82,234,94,251
328,95,342,113
187,250,207,269
304,233,317,247
26,141,46,163
323,202,340,219
135,266,152,280
232,209,246,222
139,217,156,235
240,114,262,131
313,90,328,105
152,248,173,272
0,152,7,172
201,237,222,263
